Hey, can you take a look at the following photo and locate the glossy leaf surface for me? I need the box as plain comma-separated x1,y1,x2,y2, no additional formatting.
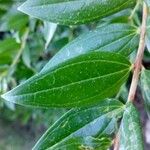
2,52,131,107
46,136,111,150
18,0,136,25
119,102,144,150
33,99,124,150
42,23,139,72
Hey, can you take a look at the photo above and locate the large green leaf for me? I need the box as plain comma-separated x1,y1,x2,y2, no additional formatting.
33,99,124,150
119,102,144,150
18,0,136,25
42,23,139,72
141,69,150,117
1,52,131,108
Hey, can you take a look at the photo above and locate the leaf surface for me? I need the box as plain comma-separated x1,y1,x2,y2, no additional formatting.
141,69,150,117
2,52,131,108
146,16,150,52
98,9,132,25
42,24,139,72
47,136,111,150
119,102,144,150
18,0,136,25
33,99,124,150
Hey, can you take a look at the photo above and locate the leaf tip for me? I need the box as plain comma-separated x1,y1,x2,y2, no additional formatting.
1,92,12,103
1,93,7,100
18,4,25,13
18,2,29,15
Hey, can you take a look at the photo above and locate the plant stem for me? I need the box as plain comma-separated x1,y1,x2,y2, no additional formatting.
9,28,29,75
113,134,119,150
114,2,148,150
0,28,29,88
128,2,148,102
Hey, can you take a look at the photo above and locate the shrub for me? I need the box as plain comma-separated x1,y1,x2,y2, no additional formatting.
1,0,150,149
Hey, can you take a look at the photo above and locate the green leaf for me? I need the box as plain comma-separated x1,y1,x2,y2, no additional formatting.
22,45,31,69
0,65,9,73
0,8,28,32
0,38,20,66
42,23,139,72
141,69,150,117
43,22,57,50
146,16,150,52
48,136,111,150
0,0,13,11
1,52,131,108
33,99,124,150
116,84,128,103
18,0,136,25
119,102,144,150
98,9,133,25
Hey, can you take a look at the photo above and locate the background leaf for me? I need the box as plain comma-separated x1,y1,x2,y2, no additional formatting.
18,0,136,25
0,38,20,67
42,22,57,50
2,52,131,108
0,0,13,18
146,16,150,52
42,23,139,72
33,99,124,150
119,102,144,150
98,9,132,25
0,8,28,32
